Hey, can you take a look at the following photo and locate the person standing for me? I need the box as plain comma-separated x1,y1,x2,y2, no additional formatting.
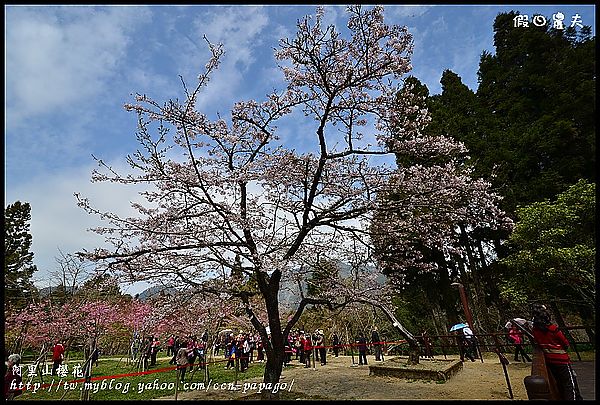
150,336,160,367
176,346,193,383
297,332,305,364
313,330,320,363
371,327,382,361
317,330,327,366
91,347,100,367
4,354,23,400
225,333,234,360
142,336,153,369
356,333,368,365
187,336,197,372
421,330,434,359
283,338,291,368
249,334,256,363
52,340,65,375
235,333,245,371
169,337,182,365
241,334,251,371
257,336,265,362
302,333,312,368
166,334,175,357
459,327,476,362
131,336,141,361
332,332,340,357
508,325,531,362
225,336,237,369
196,340,206,370
531,304,583,400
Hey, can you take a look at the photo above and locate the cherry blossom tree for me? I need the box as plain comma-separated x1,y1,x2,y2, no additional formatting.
74,5,508,390
5,300,83,353
139,291,244,339
5,289,150,356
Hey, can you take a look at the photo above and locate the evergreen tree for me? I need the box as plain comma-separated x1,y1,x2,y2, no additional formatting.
371,76,512,333
77,273,123,302
4,201,38,311
475,11,595,215
306,259,339,297
427,70,501,185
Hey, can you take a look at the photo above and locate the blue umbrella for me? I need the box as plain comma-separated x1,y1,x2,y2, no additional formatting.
449,323,468,332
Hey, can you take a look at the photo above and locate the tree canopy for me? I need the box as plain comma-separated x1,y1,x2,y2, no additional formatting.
499,179,595,315
77,5,443,386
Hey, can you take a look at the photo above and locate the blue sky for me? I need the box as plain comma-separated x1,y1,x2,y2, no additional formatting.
4,4,596,295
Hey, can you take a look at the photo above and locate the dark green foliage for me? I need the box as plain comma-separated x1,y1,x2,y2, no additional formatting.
499,179,595,316
429,12,595,216
4,201,38,311
427,70,500,182
475,11,595,215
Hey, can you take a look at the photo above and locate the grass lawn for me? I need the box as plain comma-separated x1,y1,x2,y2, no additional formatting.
15,356,265,401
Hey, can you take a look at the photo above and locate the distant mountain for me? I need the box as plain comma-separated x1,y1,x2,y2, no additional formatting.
38,285,77,298
136,285,178,301
135,262,385,304
278,261,387,306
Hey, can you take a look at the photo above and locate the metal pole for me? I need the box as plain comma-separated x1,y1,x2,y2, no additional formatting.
492,334,513,399
498,351,514,399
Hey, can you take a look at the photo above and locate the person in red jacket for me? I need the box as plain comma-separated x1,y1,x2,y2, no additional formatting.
302,333,312,368
531,304,583,400
508,325,531,362
52,341,65,376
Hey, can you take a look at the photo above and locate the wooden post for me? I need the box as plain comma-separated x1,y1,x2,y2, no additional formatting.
175,367,180,401
497,351,513,399
524,346,561,400
234,352,239,386
440,336,447,360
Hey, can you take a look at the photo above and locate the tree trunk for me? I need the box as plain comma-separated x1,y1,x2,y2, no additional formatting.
577,304,595,343
259,274,285,399
439,263,461,324
408,345,420,365
429,304,444,340
261,353,284,399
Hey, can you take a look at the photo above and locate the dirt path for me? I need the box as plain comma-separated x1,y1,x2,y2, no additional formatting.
160,353,533,400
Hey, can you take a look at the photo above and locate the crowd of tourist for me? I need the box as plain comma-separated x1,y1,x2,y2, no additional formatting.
127,326,388,375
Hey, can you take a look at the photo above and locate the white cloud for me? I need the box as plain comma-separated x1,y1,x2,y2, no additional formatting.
123,67,175,100
319,5,346,30
387,5,433,19
6,159,151,287
5,6,151,127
